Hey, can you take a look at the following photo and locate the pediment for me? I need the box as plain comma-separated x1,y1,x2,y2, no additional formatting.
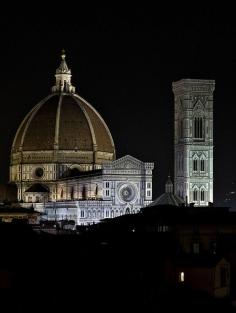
193,99,205,111
103,155,143,170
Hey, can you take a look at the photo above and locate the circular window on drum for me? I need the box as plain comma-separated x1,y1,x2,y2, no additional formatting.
35,167,44,178
119,184,137,203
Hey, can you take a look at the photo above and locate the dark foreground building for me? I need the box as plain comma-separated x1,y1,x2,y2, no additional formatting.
1,204,236,312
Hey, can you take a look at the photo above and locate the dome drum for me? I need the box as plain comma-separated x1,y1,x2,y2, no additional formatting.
11,150,114,165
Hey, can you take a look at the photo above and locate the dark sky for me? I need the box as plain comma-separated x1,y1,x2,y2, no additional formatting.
0,6,236,205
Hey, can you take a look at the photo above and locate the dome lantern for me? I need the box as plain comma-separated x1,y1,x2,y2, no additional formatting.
52,50,75,93
165,175,173,193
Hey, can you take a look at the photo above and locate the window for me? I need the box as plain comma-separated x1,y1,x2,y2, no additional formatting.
147,190,151,197
200,190,205,202
147,182,151,189
200,159,205,171
81,210,84,218
193,159,198,172
125,208,130,214
70,187,74,200
193,189,198,201
105,190,110,196
180,119,184,138
220,267,228,287
193,242,200,254
105,182,110,188
158,225,169,232
194,117,204,139
82,186,86,199
95,184,98,197
179,272,185,282
210,241,217,254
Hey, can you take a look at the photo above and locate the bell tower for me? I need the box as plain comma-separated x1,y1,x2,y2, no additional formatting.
172,79,215,206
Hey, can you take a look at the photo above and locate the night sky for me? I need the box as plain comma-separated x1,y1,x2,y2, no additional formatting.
0,7,236,205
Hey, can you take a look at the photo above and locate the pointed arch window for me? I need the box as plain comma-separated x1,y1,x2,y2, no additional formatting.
200,190,205,202
125,208,130,214
193,159,198,172
200,159,205,172
193,189,198,201
194,117,204,139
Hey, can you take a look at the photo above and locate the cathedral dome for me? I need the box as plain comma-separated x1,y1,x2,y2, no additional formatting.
11,51,115,169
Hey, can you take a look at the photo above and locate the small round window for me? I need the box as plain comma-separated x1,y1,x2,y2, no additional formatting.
35,167,44,178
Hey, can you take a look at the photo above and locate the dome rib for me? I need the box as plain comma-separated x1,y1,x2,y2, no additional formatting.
12,95,52,153
71,94,97,151
54,94,63,149
21,94,59,151
74,94,115,155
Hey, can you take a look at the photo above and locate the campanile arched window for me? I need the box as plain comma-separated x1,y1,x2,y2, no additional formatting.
193,189,198,201
200,159,205,172
193,159,198,172
200,189,205,202
194,117,204,139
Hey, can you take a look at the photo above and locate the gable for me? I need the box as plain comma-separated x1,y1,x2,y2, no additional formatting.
103,155,143,170
193,99,205,114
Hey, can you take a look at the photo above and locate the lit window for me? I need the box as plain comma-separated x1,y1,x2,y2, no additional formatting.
179,272,185,282
157,225,169,232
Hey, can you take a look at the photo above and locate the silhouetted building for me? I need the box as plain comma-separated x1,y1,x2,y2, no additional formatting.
0,183,17,204
148,176,184,206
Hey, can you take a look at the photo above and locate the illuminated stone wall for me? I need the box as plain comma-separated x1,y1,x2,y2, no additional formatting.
173,79,215,205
